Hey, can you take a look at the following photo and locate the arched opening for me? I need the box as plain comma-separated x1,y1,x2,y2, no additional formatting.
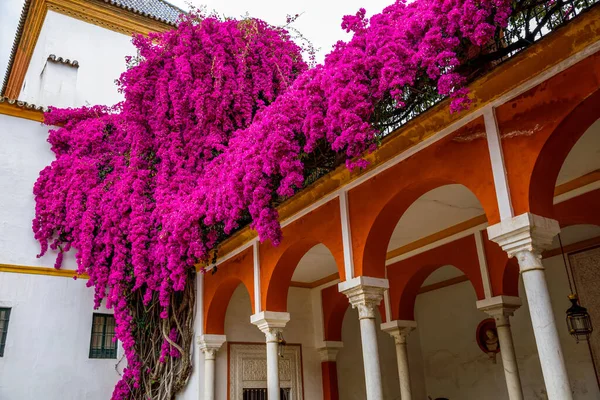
384,184,488,320
263,240,344,312
203,248,255,335
387,184,485,254
292,244,339,286
224,282,262,341
529,89,600,217
414,265,491,399
360,181,495,279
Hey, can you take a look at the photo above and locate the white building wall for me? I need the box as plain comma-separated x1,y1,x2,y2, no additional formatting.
0,273,122,400
0,113,76,270
413,258,600,400
20,10,134,107
0,113,121,398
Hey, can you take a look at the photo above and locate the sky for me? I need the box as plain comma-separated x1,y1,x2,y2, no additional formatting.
0,0,395,92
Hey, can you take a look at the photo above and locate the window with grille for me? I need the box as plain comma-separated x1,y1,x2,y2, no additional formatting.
0,308,10,357
89,313,117,359
242,388,291,400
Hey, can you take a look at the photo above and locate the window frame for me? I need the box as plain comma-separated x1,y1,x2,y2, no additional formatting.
89,312,117,359
0,307,11,357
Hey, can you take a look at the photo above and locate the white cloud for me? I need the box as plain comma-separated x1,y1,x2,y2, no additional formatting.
168,0,392,63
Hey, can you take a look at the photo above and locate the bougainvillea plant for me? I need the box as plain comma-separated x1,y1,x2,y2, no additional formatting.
33,0,511,398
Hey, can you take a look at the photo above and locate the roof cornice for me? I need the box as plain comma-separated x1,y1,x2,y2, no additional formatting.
0,96,46,122
1,0,178,98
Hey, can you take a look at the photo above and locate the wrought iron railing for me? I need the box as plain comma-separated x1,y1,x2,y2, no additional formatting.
376,0,599,137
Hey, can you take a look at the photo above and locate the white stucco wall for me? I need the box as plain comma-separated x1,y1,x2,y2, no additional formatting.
20,10,134,108
0,113,122,399
0,113,77,270
0,272,122,400
414,260,600,400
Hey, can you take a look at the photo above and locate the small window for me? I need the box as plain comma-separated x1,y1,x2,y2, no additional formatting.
89,313,117,359
242,388,291,400
0,308,10,357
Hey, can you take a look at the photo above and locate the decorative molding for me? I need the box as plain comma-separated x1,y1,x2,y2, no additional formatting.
381,320,417,344
487,213,560,259
198,334,227,360
316,341,343,362
229,343,303,400
338,277,388,319
0,263,87,279
0,96,45,121
476,296,522,326
250,311,290,338
47,54,79,67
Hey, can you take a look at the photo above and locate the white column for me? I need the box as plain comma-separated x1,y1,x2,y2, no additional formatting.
198,334,227,400
339,276,389,400
488,213,573,400
381,320,417,400
477,296,524,400
251,311,291,400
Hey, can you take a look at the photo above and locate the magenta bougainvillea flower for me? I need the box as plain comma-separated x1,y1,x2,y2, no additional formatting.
32,0,511,397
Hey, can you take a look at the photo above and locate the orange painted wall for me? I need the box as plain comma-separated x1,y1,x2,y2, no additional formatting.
497,53,600,218
348,118,499,279
259,199,345,312
321,361,340,400
321,284,349,342
555,189,600,228
203,248,254,334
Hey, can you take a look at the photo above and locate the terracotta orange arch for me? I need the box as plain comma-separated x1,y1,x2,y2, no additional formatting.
260,199,345,312
348,119,499,279
388,235,485,321
203,248,254,334
529,90,600,218
554,189,600,228
321,284,350,342
496,52,600,218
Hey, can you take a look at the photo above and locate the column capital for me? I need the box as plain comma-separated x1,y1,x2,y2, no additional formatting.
381,320,417,344
251,311,290,341
317,341,344,362
477,296,521,326
487,213,559,258
339,276,389,320
198,334,227,360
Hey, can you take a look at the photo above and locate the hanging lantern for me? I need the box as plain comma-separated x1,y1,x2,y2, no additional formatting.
566,294,593,343
277,331,286,358
558,234,593,343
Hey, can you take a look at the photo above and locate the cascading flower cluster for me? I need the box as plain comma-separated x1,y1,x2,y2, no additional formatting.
32,1,511,398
